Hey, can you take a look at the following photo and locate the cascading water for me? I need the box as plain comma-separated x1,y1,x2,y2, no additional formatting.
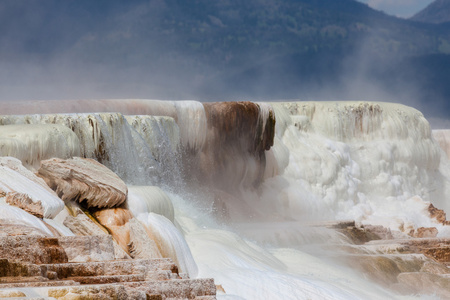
0,99,448,299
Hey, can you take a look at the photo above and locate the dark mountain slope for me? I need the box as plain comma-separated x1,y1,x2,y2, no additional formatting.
0,0,450,121
411,0,450,24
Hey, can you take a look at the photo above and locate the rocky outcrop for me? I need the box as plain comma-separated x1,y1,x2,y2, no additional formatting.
428,203,450,225
38,157,127,209
0,157,55,194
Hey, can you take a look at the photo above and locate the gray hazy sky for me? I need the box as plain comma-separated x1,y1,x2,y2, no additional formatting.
357,0,434,18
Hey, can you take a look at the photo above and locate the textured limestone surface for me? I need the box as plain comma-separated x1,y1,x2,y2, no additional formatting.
38,157,127,209
57,236,115,263
5,192,45,219
0,234,216,299
0,236,67,264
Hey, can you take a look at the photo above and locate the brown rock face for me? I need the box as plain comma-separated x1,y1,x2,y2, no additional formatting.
200,102,275,192
423,247,450,263
38,157,128,209
428,203,450,225
413,227,438,238
5,192,45,218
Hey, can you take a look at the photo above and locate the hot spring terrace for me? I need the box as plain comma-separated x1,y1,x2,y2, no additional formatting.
0,99,447,299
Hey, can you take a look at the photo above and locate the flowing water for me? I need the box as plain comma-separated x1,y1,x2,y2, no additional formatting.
0,99,448,299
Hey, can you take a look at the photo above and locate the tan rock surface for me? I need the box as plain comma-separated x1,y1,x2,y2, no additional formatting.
124,278,217,299
93,207,133,255
0,236,68,264
57,236,116,263
413,227,438,238
420,261,450,275
128,218,162,259
5,192,45,218
0,289,26,297
0,219,49,237
63,206,131,260
48,284,129,300
38,157,127,209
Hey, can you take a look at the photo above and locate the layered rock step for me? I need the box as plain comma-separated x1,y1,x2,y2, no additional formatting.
124,278,217,299
43,258,179,282
321,221,450,298
364,237,450,264
0,235,216,299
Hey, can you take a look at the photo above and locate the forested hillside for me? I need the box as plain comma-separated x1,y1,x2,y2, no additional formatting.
1,0,450,121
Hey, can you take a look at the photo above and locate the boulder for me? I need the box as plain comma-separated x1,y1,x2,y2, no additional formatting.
38,157,127,209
